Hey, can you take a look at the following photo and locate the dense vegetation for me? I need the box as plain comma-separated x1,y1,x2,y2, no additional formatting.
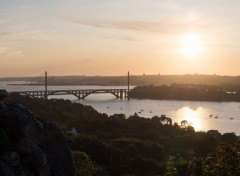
130,84,240,102
4,93,240,176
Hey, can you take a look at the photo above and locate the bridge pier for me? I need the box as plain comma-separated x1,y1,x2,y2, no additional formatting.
120,90,123,99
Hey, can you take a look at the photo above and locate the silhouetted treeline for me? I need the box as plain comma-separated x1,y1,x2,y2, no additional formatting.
3,74,240,86
4,93,240,176
130,84,240,102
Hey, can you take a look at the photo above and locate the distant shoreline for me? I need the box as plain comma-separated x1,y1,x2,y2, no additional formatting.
2,74,240,87
7,83,43,86
7,83,130,86
131,97,240,103
129,85,240,102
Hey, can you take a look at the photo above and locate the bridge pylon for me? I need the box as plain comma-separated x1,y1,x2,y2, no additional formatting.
44,71,48,100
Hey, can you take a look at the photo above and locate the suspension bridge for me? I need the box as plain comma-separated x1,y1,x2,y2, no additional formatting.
13,71,132,100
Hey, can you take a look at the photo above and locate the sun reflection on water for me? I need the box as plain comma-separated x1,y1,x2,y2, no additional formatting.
177,106,203,131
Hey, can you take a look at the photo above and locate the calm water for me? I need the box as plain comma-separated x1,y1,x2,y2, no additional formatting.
1,81,240,135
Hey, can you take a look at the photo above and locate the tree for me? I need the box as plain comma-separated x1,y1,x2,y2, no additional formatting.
202,143,240,176
72,151,97,176
221,133,238,144
165,155,189,176
181,120,188,129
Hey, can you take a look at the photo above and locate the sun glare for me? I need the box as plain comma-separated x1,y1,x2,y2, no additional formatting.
178,106,202,131
180,34,202,59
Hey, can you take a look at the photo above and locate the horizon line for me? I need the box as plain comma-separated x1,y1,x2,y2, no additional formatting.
1,73,240,79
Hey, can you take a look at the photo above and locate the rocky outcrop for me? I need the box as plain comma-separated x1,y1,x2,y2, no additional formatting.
0,95,75,176
0,89,7,101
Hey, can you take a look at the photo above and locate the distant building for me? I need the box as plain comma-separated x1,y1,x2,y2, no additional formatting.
67,127,78,136
207,130,220,137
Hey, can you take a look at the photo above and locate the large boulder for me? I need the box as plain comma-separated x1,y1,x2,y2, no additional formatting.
0,90,7,101
0,100,75,176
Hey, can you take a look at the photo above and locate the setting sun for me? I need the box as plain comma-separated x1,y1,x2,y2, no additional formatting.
180,34,202,59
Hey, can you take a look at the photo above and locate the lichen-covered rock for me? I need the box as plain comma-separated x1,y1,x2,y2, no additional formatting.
0,99,75,176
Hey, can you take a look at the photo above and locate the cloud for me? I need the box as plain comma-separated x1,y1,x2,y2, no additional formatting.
0,42,24,59
0,23,55,40
46,59,93,69
131,0,179,10
162,0,179,9
0,46,6,53
0,18,10,25
103,35,141,42
68,18,218,34
7,51,24,58
70,59,93,64
0,5,56,40
0,29,38,38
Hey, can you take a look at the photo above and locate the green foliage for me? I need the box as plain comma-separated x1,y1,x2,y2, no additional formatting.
72,151,97,176
5,94,240,176
188,157,204,176
202,143,240,176
165,155,189,176
221,133,238,144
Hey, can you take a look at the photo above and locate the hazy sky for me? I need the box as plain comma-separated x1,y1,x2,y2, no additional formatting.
1,0,240,77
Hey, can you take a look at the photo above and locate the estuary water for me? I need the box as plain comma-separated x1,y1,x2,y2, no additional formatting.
1,81,240,135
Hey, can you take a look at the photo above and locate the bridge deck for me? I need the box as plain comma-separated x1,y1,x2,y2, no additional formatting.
12,88,132,100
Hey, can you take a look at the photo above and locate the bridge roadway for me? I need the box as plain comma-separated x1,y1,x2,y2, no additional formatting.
13,88,132,99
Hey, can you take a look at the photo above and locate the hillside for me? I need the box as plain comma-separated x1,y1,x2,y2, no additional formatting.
3,92,240,176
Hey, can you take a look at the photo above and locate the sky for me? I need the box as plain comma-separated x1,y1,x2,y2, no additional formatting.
1,0,240,77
